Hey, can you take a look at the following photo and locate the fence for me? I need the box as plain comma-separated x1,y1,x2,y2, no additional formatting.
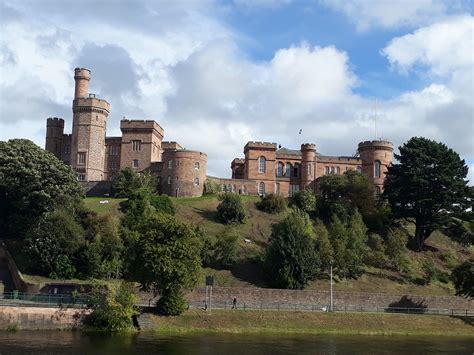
0,292,89,308
187,300,474,317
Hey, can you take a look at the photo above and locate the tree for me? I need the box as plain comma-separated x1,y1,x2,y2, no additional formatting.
290,190,316,213
384,137,470,250
112,168,156,198
367,234,387,268
313,221,333,272
265,211,319,289
451,258,473,299
213,231,240,268
0,139,82,239
217,193,246,224
385,228,410,273
128,212,202,315
256,193,287,214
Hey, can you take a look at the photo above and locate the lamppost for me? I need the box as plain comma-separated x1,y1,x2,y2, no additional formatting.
330,264,334,312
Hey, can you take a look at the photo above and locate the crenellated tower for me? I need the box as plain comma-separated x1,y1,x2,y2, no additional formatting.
45,117,65,160
71,68,110,181
358,139,394,194
300,143,316,190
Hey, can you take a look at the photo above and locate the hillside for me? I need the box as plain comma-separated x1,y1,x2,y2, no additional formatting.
83,195,473,296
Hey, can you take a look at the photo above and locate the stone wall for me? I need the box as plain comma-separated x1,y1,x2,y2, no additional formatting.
0,306,89,330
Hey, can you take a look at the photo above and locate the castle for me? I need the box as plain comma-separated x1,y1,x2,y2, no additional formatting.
46,68,393,198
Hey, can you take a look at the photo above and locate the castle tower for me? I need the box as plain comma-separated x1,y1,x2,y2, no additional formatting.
358,140,394,194
300,143,316,190
71,68,110,181
45,117,65,159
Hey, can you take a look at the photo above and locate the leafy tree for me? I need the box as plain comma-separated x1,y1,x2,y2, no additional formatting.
204,179,221,195
328,215,348,278
128,212,202,315
367,234,388,268
314,221,333,272
0,139,82,239
256,193,287,213
385,228,410,273
217,193,246,224
383,137,470,250
112,168,156,198
451,258,474,298
442,217,474,247
265,211,319,289
25,208,85,279
213,231,240,268
86,282,138,332
290,190,316,213
150,194,175,215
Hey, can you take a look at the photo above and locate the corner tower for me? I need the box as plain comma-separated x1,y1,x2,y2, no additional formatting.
45,117,64,160
358,140,394,193
301,143,316,190
71,68,110,181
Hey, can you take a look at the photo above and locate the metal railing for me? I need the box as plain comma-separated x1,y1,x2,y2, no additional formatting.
0,292,90,308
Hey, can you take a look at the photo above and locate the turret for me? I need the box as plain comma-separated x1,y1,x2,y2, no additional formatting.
45,117,64,159
358,140,394,194
74,68,91,99
300,143,316,190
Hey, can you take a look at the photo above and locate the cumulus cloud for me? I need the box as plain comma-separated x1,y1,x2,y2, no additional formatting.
320,0,469,31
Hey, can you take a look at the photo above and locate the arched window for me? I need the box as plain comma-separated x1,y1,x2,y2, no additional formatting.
374,160,381,178
258,156,266,173
293,163,300,178
167,176,171,184
258,182,265,196
285,163,292,177
276,162,284,177
168,160,173,169
194,162,200,170
194,177,199,186
325,166,330,175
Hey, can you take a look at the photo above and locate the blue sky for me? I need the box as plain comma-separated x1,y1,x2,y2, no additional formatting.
0,0,473,181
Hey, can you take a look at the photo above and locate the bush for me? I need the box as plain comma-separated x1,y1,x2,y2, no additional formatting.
150,194,175,215
86,282,138,332
385,228,410,272
156,289,188,316
440,251,459,270
367,234,388,268
217,193,246,225
113,168,156,198
451,258,474,298
290,190,316,213
204,179,221,195
213,231,240,268
256,194,287,214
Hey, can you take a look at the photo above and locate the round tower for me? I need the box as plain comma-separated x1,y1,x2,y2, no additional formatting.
301,143,316,190
45,117,64,158
74,68,91,99
358,140,394,193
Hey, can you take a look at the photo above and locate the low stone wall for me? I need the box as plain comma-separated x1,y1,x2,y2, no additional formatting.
0,306,90,330
0,245,39,293
186,287,473,310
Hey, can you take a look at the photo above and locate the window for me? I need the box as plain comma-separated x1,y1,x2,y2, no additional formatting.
258,182,265,196
77,152,86,165
194,178,200,186
109,144,119,155
357,165,362,172
132,159,139,168
336,167,340,175
167,176,171,184
293,163,300,178
195,162,200,170
285,163,292,177
330,166,335,174
132,140,141,152
289,183,300,197
307,163,312,176
64,144,70,154
242,185,247,194
258,156,266,173
168,160,173,169
77,173,86,181
108,161,118,171
325,166,330,175
276,162,284,177
374,160,381,178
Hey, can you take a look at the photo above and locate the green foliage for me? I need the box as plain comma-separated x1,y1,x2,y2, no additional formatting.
213,231,240,268
256,193,287,214
217,193,246,225
156,289,188,316
384,137,470,250
265,211,319,289
128,212,202,315
451,258,474,298
442,218,473,247
86,282,138,332
385,228,410,272
313,221,333,272
204,179,221,195
0,139,82,239
440,250,459,270
121,188,156,230
150,194,175,215
112,168,156,198
367,234,388,268
290,190,316,213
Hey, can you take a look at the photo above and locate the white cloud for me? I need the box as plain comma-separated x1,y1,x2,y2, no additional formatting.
320,0,469,31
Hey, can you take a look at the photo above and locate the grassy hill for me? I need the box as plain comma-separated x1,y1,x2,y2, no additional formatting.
83,195,473,296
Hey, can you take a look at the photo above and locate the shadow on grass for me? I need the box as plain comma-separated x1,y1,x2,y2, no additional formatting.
451,316,474,327
193,207,221,223
230,260,268,288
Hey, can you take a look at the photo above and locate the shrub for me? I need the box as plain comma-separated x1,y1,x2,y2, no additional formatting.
290,190,316,213
217,193,246,225
256,194,287,214
150,194,175,215
422,260,440,284
156,289,188,316
451,258,474,298
367,234,388,268
213,231,240,268
385,228,410,272
204,179,221,195
113,168,156,198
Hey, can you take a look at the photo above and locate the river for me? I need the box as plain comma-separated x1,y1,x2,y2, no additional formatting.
0,331,472,354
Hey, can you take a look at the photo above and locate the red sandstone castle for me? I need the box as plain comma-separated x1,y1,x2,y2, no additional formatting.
46,68,393,198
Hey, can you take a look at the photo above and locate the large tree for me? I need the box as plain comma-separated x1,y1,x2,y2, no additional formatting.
451,258,473,299
383,137,470,250
0,139,82,239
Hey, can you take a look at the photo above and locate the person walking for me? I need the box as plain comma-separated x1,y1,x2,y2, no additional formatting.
232,297,237,309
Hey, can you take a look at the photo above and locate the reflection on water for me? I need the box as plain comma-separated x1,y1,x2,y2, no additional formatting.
0,331,473,355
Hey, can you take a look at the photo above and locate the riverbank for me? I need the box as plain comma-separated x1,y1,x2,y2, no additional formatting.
148,310,474,336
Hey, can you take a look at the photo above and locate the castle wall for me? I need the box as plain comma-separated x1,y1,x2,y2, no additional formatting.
104,137,122,181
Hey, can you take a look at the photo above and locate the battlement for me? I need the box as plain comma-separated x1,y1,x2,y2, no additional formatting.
73,97,110,112
46,117,64,127
358,139,393,151
162,141,183,150
301,143,316,151
120,119,164,136
232,158,245,165
74,67,91,78
244,141,277,152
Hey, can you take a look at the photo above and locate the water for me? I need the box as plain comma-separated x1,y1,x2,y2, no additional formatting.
0,331,472,354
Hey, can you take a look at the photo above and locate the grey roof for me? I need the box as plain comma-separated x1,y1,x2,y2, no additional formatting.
276,147,302,156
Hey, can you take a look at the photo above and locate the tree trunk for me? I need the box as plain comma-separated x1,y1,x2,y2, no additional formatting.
414,223,424,252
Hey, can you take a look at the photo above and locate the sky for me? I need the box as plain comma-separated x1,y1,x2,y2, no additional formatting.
0,0,473,182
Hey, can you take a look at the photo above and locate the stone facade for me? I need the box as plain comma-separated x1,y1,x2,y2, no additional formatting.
45,68,207,197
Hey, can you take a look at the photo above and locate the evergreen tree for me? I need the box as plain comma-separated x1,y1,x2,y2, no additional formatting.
345,211,368,278
314,221,333,272
217,193,246,224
